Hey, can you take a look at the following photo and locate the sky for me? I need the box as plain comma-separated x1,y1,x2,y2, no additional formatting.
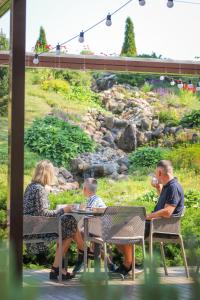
0,0,200,60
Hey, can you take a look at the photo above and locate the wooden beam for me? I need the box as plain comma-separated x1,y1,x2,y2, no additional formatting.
8,0,26,283
1,51,200,75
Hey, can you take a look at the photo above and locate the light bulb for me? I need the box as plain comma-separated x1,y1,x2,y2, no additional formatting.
33,54,39,65
106,14,112,26
178,83,183,89
167,0,174,8
160,75,165,81
79,31,84,43
139,0,146,6
56,43,61,55
170,80,175,86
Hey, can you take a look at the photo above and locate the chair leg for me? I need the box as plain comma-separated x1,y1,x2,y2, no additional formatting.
179,235,189,278
84,240,88,273
160,242,168,276
58,237,62,282
132,244,135,281
149,233,153,261
103,243,108,279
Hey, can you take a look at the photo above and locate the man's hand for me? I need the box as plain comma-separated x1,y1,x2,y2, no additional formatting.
63,205,73,213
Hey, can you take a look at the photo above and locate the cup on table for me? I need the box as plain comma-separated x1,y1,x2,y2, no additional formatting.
73,204,80,211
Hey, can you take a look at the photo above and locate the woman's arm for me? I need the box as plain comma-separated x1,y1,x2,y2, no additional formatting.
37,187,64,217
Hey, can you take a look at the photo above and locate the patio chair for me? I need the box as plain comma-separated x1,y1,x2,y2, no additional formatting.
83,206,146,280
23,215,63,281
146,215,189,278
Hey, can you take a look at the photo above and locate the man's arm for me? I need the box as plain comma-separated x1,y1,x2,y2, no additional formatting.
146,204,176,220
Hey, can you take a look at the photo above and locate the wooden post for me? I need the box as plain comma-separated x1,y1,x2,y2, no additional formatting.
8,0,26,283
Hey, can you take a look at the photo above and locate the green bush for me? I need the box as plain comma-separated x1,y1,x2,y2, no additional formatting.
41,79,70,93
158,109,180,126
129,147,168,171
141,82,153,93
180,110,200,128
184,190,200,208
166,144,200,173
25,115,94,167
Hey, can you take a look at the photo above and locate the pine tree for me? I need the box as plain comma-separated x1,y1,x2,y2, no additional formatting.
35,26,48,53
121,17,137,57
0,29,9,50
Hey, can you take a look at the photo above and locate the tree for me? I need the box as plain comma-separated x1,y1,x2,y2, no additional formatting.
35,26,48,53
121,17,137,57
0,28,9,50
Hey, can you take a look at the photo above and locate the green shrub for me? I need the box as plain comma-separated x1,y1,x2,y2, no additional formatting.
129,147,168,171
25,115,94,167
41,79,70,93
166,144,200,172
141,82,153,93
158,109,180,126
136,190,158,203
180,110,200,128
184,190,200,208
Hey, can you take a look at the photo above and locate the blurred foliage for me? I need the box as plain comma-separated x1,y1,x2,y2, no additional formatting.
41,79,70,93
0,243,38,299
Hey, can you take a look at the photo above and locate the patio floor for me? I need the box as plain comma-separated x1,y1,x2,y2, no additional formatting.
23,267,194,300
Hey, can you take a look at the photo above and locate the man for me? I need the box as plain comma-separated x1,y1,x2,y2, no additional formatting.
115,160,184,276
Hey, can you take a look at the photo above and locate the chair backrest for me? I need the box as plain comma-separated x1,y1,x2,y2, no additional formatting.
23,215,58,236
100,206,146,241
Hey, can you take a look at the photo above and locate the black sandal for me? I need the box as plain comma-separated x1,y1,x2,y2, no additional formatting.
49,266,73,280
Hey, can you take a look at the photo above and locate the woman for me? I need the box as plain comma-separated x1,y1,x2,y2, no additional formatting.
23,160,85,280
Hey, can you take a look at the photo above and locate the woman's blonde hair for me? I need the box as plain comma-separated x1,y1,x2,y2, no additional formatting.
32,160,55,186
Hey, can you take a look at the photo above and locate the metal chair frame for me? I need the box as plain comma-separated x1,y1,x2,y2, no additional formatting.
83,206,146,281
146,216,189,278
23,215,63,281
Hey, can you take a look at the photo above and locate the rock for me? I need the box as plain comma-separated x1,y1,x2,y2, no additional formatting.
105,116,115,129
104,163,119,175
141,118,152,131
114,119,129,129
117,124,137,151
152,125,165,138
103,132,114,144
151,119,159,130
118,164,128,174
136,131,147,146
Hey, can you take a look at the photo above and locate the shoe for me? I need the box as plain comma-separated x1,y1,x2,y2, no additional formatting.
107,262,117,272
49,266,72,280
114,264,132,276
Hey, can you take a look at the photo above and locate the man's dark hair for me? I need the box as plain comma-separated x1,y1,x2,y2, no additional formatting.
157,160,173,175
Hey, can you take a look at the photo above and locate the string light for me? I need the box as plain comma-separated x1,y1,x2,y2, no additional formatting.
106,13,112,26
32,0,200,64
139,0,146,6
79,31,84,43
167,0,174,8
56,43,61,55
33,54,39,64
170,79,175,86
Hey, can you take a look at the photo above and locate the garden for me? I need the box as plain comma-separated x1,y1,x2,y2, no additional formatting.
0,66,200,269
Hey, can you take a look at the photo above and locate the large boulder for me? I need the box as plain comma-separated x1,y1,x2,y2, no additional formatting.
117,124,137,151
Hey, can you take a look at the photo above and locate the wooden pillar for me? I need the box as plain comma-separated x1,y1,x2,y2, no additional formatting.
8,0,26,282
